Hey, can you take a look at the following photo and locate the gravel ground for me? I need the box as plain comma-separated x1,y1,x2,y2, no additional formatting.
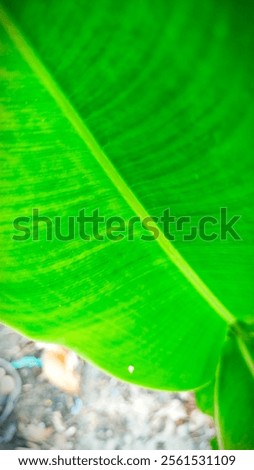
0,324,215,450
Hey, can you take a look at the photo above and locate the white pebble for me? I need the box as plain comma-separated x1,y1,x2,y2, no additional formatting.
0,375,15,395
178,392,190,401
65,426,76,437
52,411,65,432
168,399,186,421
189,409,208,431
177,423,189,437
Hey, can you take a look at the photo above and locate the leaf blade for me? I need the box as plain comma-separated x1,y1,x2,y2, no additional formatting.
215,334,254,449
0,5,237,328
1,0,253,390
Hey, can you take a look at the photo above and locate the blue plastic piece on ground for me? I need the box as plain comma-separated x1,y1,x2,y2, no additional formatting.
11,356,43,369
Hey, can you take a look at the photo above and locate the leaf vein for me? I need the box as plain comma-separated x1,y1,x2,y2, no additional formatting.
0,4,236,327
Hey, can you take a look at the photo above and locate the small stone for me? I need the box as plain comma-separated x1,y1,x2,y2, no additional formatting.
189,409,208,431
177,423,189,437
168,399,186,421
65,426,76,438
52,411,65,432
44,399,53,407
21,423,53,443
9,346,20,356
53,434,68,449
165,420,176,436
178,392,190,401
0,375,15,395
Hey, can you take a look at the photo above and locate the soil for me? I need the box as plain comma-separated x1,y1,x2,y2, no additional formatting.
0,324,215,450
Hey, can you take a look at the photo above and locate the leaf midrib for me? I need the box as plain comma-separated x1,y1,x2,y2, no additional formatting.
0,4,236,327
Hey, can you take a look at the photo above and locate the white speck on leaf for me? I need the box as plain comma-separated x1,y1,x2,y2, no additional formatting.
128,365,134,374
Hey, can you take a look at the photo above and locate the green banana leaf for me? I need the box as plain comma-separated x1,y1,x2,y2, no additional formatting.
215,333,254,449
195,381,215,417
0,0,253,447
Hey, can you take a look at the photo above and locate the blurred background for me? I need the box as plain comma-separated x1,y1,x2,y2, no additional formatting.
0,324,215,450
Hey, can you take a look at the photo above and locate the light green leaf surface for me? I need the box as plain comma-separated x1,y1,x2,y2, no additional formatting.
0,0,253,393
195,381,215,417
215,334,254,449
